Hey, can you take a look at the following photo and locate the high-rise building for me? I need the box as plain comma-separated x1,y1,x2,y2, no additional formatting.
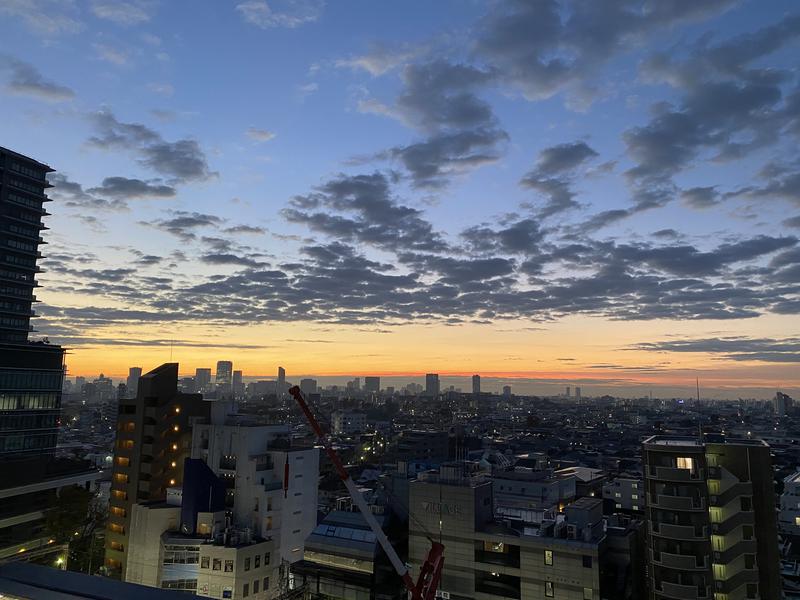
195,367,211,392
232,369,244,397
773,391,792,415
472,374,480,395
363,376,380,393
425,373,439,397
300,378,317,395
576,386,582,402
779,471,800,536
106,363,212,579
643,435,781,600
0,147,100,565
126,367,142,398
503,385,512,397
565,386,571,398
215,360,233,393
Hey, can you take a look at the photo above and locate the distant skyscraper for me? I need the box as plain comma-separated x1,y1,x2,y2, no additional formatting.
502,385,511,397
425,373,439,397
575,386,582,402
232,369,243,397
300,378,317,395
565,385,571,397
472,374,480,395
215,360,233,391
643,435,781,600
364,376,380,393
773,391,792,415
195,367,211,392
126,366,142,398
278,366,286,387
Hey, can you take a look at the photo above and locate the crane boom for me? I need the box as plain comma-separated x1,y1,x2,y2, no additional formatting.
288,386,444,600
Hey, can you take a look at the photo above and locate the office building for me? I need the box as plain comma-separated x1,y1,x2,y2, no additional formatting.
215,361,233,394
364,376,380,393
232,370,243,397
576,387,582,402
565,386,571,398
643,435,781,600
493,468,576,512
331,411,367,435
424,373,439,397
503,385,512,397
394,430,449,462
0,147,99,565
774,391,793,416
408,464,607,599
195,368,212,393
126,367,142,399
471,374,480,396
106,363,212,579
300,378,317,395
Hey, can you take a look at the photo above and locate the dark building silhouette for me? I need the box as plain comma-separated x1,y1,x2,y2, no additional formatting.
105,363,211,579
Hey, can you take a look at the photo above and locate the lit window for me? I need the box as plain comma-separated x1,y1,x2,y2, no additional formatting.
116,456,130,467
795,516,800,526
584,587,593,600
614,492,621,498
544,550,553,566
546,581,554,597
631,494,638,500
632,505,639,511
676,457,694,470
114,473,128,483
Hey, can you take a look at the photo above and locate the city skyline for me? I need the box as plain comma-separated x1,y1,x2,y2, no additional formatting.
1,1,799,397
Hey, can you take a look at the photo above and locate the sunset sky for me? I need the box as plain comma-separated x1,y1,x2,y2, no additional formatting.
1,0,798,398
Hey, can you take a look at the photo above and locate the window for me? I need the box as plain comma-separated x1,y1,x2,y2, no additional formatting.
743,525,754,540
632,505,639,511
213,558,222,571
676,456,694,470
254,579,260,594
741,497,752,511
245,557,250,571
223,591,232,599
795,516,800,526
263,577,269,590
201,556,210,569
631,494,638,500
544,550,553,565
264,552,271,565
745,554,755,569
584,588,593,600
116,456,130,467
545,581,554,597
225,560,234,572
614,492,621,498
582,555,592,568
243,583,249,597
255,554,260,568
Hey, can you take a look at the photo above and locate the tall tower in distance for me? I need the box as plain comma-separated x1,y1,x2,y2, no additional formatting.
195,367,211,392
215,360,232,393
425,373,440,397
126,366,142,398
472,374,480,395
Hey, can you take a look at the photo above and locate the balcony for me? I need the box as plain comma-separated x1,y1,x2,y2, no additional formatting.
710,511,754,536
651,494,706,511
709,483,753,507
651,522,708,540
713,568,758,595
647,465,705,483
656,581,710,600
651,550,708,570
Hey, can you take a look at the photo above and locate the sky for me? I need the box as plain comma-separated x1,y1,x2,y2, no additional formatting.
1,0,799,398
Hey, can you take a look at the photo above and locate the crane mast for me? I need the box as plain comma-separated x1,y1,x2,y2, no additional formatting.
288,386,444,600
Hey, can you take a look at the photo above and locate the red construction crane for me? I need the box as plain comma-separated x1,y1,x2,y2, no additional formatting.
288,385,444,600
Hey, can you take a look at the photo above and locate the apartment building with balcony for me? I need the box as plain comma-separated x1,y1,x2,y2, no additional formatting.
643,435,780,600
106,363,212,578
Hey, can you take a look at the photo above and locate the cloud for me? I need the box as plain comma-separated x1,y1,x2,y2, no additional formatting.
634,336,800,363
146,211,224,240
520,141,598,217
87,176,176,199
1,56,75,101
93,43,130,66
200,253,262,267
474,0,737,104
235,0,324,29
336,42,423,76
784,216,800,229
681,186,720,209
147,82,174,96
91,0,152,25
246,127,276,142
87,109,215,182
0,0,82,35
224,225,266,234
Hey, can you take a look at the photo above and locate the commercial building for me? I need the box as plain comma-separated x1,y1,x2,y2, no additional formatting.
331,411,367,435
215,361,233,395
408,464,607,599
643,435,781,600
105,363,212,579
394,430,448,463
0,147,99,565
774,392,793,416
126,367,142,399
364,376,380,393
493,468,576,512
472,374,480,396
299,378,317,395
195,369,212,393
424,374,439,397
601,475,644,513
